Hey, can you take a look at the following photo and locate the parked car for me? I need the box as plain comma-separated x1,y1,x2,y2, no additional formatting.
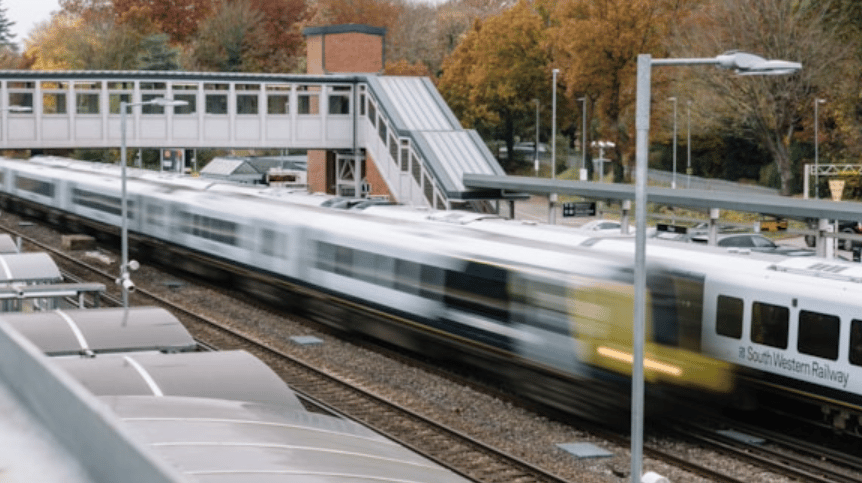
690,233,814,256
578,219,632,235
804,220,862,250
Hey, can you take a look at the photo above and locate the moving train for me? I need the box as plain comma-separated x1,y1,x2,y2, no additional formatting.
1,156,860,432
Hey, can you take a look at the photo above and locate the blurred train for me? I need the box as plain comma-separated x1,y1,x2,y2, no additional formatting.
1,156,860,433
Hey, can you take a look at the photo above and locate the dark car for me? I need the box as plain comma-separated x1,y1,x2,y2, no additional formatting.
804,220,862,250
690,233,815,256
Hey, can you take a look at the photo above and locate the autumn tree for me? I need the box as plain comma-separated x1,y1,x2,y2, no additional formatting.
114,0,215,44
188,0,268,72
438,0,551,171
550,0,688,182
672,0,851,195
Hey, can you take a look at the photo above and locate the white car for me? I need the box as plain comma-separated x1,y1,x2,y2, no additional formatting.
577,219,632,235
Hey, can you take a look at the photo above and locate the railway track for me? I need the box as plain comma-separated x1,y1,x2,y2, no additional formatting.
7,217,859,483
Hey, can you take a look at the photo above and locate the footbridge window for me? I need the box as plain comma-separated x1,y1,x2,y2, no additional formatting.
141,82,167,114
41,81,68,115
172,83,197,115
7,81,33,112
75,82,101,114
297,85,320,115
327,85,350,115
108,82,133,114
266,85,290,115
236,84,259,115
205,83,229,115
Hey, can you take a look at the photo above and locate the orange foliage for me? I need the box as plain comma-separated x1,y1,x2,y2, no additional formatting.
384,59,432,77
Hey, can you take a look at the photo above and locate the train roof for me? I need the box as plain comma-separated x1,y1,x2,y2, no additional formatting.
102,395,472,483
0,234,19,253
1,307,196,357
56,350,305,409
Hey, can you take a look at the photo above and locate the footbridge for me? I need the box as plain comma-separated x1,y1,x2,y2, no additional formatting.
0,71,511,209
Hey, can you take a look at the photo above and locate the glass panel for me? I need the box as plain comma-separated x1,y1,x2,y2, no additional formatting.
107,82,134,90
751,301,789,349
109,93,132,114
236,94,258,114
328,95,350,115
172,83,198,91
8,81,35,89
204,83,229,91
140,82,166,90
206,94,228,114
42,93,67,114
715,295,743,338
173,94,197,114
141,93,164,114
41,81,68,90
76,93,100,114
9,92,33,110
267,95,289,114
851,320,862,366
798,310,840,360
235,84,260,91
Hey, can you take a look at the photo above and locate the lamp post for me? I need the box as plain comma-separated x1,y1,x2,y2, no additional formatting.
578,97,587,181
686,100,692,188
668,97,677,188
550,68,559,224
632,51,800,483
120,97,188,308
534,98,540,177
814,98,826,199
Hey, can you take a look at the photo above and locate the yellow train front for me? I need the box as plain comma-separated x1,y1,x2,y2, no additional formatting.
505,258,735,420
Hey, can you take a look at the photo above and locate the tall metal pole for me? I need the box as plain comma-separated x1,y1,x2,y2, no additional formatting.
120,101,130,308
534,98,540,177
814,98,825,199
550,69,558,224
579,97,587,180
669,97,677,189
632,53,651,483
686,100,691,189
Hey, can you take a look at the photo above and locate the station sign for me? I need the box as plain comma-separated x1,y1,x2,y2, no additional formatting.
562,202,596,218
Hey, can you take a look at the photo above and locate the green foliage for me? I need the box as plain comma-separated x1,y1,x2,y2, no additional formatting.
0,0,15,50
137,33,180,70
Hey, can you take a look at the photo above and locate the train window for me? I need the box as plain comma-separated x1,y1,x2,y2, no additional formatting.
73,189,126,216
751,301,789,349
444,262,509,321
716,295,743,339
851,320,862,366
798,310,839,360
260,229,286,257
179,211,238,245
353,249,378,284
394,259,421,295
146,205,164,227
420,264,444,301
334,245,353,276
266,85,290,115
315,242,336,272
17,176,55,197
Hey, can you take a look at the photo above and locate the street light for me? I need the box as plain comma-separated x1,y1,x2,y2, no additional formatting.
533,98,540,177
119,97,187,308
814,98,826,199
577,97,587,181
550,68,559,224
686,100,692,188
668,97,677,188
632,51,800,483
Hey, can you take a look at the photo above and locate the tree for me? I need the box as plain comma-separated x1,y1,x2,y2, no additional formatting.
114,0,215,44
551,0,688,182
188,0,268,72
438,0,551,171
138,33,180,70
0,0,15,50
672,0,851,195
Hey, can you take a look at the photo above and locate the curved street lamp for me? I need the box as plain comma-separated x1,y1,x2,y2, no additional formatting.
119,97,188,308
631,50,801,483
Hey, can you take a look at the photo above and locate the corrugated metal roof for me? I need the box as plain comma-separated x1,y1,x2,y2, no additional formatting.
373,77,459,131
415,130,505,197
200,158,247,176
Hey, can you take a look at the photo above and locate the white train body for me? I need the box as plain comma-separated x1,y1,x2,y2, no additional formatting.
3,156,861,427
